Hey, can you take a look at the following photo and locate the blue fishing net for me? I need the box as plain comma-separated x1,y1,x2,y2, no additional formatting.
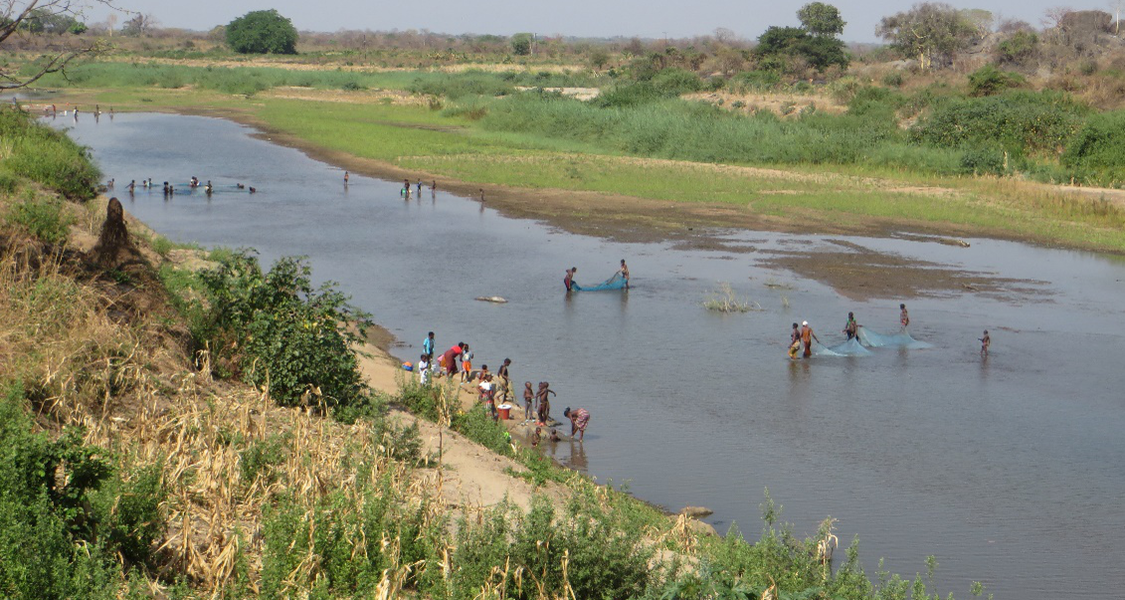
813,337,873,357
571,272,627,291
857,327,932,349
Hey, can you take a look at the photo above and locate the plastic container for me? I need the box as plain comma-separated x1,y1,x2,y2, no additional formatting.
497,404,513,420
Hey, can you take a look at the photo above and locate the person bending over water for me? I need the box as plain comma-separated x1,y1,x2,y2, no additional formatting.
564,407,590,441
563,267,577,291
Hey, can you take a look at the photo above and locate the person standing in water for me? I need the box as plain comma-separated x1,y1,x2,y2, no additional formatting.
563,267,577,291
618,259,630,289
900,304,910,330
788,322,802,359
422,331,435,362
800,321,820,358
979,330,991,357
843,312,859,340
343,171,349,186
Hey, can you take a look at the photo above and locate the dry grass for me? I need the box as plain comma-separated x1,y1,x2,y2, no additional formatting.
0,235,442,595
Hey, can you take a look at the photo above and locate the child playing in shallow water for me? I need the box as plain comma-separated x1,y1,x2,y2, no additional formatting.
979,330,991,357
523,382,534,420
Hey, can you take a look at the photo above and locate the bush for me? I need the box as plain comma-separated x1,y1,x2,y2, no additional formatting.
996,31,1038,65
196,250,372,410
967,64,1025,97
881,70,905,87
5,192,73,245
728,69,782,93
912,90,1088,156
959,146,1007,175
650,67,704,95
1061,110,1125,182
0,107,100,200
0,383,158,598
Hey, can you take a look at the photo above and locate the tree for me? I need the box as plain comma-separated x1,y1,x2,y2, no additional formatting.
120,13,157,37
798,2,846,36
1,1,115,90
225,9,298,55
511,32,532,56
959,8,994,37
757,23,848,73
877,2,981,69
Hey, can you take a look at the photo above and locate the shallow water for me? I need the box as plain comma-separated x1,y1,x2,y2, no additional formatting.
59,113,1125,599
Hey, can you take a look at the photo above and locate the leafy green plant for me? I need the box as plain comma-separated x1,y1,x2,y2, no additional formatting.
967,64,1025,97
0,108,100,200
196,249,372,410
1062,109,1125,183
5,192,73,245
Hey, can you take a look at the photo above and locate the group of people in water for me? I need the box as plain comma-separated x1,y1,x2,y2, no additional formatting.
398,177,437,199
788,303,991,358
563,259,630,292
414,331,591,443
108,176,256,197
35,103,113,122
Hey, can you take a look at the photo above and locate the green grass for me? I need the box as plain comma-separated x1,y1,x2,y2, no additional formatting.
36,62,1125,253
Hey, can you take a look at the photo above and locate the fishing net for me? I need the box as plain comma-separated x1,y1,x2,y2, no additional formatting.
857,327,932,349
813,337,873,357
571,272,627,291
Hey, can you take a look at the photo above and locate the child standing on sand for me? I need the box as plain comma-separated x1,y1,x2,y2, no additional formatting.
418,354,431,385
523,382,535,420
536,382,556,424
460,344,474,383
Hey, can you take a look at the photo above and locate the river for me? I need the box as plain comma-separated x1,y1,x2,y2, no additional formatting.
57,112,1125,599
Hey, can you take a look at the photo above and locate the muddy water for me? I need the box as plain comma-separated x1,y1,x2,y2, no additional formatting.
60,113,1125,599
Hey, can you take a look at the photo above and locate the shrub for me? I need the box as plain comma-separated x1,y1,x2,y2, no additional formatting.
196,250,372,410
451,404,513,456
650,67,704,95
728,69,782,93
959,146,1007,175
0,383,158,598
912,90,1088,156
5,192,73,245
881,70,904,87
0,107,100,200
967,64,1025,97
996,31,1038,65
1061,110,1125,182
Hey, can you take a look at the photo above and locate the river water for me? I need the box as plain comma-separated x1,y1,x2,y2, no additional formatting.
57,113,1125,599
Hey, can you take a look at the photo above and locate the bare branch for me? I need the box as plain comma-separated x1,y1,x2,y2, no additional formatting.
0,0,125,89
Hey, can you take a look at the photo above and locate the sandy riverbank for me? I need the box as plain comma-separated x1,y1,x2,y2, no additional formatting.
357,342,571,512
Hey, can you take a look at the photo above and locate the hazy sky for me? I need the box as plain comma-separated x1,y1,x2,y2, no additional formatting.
93,0,1116,44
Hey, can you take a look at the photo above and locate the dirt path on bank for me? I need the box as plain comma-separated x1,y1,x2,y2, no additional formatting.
357,346,569,513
